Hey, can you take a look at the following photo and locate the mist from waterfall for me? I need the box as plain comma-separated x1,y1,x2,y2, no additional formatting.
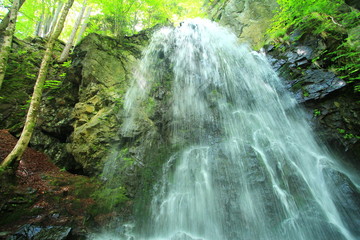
95,19,360,240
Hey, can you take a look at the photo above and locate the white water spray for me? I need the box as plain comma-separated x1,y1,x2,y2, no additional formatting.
98,19,360,240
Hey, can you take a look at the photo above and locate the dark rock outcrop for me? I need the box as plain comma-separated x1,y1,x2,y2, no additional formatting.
264,34,360,166
7,224,73,240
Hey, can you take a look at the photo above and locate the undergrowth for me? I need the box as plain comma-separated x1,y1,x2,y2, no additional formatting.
268,0,360,92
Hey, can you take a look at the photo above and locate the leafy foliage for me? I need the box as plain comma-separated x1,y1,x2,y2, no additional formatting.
269,0,343,37
8,0,206,41
337,128,360,139
268,0,360,91
84,0,205,38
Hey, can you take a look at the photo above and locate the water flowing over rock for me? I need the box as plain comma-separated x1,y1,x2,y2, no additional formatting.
102,19,360,240
264,33,360,166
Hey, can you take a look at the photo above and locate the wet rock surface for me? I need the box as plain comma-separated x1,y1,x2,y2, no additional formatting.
7,224,73,240
267,48,347,103
265,35,360,166
323,167,360,236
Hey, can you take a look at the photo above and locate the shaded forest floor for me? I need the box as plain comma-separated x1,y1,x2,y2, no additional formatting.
0,129,101,238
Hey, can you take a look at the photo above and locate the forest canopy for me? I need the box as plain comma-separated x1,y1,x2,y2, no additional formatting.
0,0,206,41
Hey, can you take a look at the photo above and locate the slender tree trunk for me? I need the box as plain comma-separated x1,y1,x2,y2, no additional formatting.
59,0,86,62
47,1,64,36
34,14,44,36
36,1,63,38
0,0,21,90
0,0,25,32
35,1,45,37
75,6,91,45
1,0,75,169
43,14,53,37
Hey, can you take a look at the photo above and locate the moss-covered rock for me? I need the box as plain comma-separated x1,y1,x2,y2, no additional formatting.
65,32,150,175
0,29,153,176
208,0,278,48
0,37,63,132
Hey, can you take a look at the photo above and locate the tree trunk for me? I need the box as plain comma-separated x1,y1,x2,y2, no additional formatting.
36,1,64,38
0,0,25,32
75,6,91,45
59,0,86,62
0,0,21,90
35,1,45,37
47,1,64,36
34,13,44,37
43,14,53,37
1,0,75,169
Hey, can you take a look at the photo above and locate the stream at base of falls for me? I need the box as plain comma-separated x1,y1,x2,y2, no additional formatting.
90,19,360,240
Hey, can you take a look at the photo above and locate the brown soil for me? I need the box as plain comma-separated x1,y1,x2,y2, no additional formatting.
0,130,96,238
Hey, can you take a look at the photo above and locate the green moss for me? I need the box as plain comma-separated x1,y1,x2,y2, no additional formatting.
133,143,179,221
145,97,156,116
0,38,68,131
302,90,310,97
337,128,360,139
313,109,321,117
291,82,303,91
89,186,128,215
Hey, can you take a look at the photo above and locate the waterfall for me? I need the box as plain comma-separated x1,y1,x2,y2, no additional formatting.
106,19,360,240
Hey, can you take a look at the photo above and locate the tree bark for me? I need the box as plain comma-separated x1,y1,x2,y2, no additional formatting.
35,0,45,37
59,0,86,62
35,1,64,37
34,13,44,37
1,0,75,169
0,0,21,90
75,6,91,45
0,0,25,32
43,13,53,37
47,2,64,36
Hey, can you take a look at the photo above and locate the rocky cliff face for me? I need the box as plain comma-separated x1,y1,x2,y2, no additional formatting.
64,33,145,174
208,0,278,48
47,32,153,175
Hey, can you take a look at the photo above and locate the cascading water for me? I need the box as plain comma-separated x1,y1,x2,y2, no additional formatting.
110,19,360,240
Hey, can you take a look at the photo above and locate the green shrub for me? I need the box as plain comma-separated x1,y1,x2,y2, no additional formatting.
268,0,360,92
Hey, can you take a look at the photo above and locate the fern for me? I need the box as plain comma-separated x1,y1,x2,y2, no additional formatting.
268,0,360,92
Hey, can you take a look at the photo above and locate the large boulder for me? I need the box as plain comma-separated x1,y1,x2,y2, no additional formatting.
60,32,150,175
